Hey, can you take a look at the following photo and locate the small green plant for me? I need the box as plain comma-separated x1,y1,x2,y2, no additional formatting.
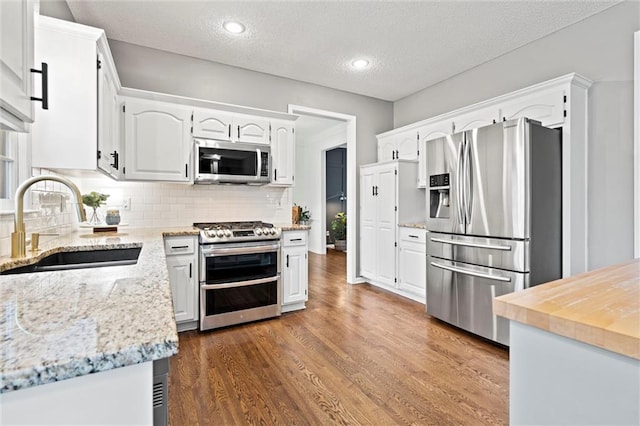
330,212,346,240
82,191,109,208
300,206,311,223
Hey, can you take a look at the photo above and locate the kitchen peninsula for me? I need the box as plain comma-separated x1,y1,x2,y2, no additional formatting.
0,228,196,424
494,259,640,425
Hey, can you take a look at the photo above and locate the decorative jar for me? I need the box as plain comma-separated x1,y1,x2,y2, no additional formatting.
105,209,121,225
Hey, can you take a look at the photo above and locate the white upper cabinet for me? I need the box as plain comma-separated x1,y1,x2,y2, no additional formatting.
97,51,121,179
377,130,418,162
271,120,295,186
499,88,565,128
235,115,269,144
192,109,269,144
31,16,120,172
451,106,498,133
122,97,192,182
192,109,232,141
0,0,36,132
377,135,396,162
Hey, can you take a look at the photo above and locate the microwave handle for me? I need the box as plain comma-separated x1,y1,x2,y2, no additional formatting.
257,149,262,179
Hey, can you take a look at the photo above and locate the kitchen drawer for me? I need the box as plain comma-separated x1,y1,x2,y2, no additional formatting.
164,236,196,255
282,231,307,247
399,227,426,245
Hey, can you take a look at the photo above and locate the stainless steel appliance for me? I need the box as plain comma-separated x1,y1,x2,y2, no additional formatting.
194,139,270,184
425,117,562,345
195,221,282,331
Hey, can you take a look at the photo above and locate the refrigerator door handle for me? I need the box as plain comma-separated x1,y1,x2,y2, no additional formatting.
456,140,465,226
430,261,512,282
430,237,512,251
464,132,472,224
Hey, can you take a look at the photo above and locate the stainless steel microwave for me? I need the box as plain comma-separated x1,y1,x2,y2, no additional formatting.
194,139,270,184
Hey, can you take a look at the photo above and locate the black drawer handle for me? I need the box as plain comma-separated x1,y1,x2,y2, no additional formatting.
171,245,189,249
290,238,303,241
409,235,419,239
30,62,49,110
286,254,289,268
189,263,192,278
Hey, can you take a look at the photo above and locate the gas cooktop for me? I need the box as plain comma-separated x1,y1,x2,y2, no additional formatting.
194,221,281,243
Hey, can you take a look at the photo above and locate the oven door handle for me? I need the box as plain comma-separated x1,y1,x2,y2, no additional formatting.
200,243,280,257
201,276,278,290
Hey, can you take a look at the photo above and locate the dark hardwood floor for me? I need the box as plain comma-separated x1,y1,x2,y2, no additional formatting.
169,249,509,425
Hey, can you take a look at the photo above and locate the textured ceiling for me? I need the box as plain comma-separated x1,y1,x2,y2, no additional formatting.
65,0,619,101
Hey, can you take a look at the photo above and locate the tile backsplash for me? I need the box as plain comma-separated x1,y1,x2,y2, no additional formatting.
0,170,292,257
77,174,293,228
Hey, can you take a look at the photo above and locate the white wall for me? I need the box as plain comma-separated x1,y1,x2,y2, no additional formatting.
393,1,640,270
293,123,347,254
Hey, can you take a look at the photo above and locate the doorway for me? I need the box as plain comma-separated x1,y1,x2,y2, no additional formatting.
326,147,347,246
288,105,357,284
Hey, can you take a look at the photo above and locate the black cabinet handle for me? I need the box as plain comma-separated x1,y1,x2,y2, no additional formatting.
237,125,240,139
374,186,379,196
274,169,277,180
228,124,231,138
110,151,119,170
30,62,48,110
185,163,188,178
392,151,395,160
290,238,302,241
171,245,189,249
372,186,375,196
286,254,289,268
189,263,192,278
409,235,419,239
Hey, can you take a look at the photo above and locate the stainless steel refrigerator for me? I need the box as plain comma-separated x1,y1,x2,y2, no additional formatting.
425,117,562,345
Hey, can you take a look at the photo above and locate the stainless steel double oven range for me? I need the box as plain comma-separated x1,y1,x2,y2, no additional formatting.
195,221,282,331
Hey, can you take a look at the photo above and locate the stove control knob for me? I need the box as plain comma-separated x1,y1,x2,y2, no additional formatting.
216,229,225,238
262,227,271,236
268,228,276,235
254,228,263,236
224,230,233,238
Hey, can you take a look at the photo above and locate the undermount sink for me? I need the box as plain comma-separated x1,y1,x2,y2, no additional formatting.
1,247,142,275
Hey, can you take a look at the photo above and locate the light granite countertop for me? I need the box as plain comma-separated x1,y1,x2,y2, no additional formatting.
279,224,311,231
398,223,427,229
0,227,197,394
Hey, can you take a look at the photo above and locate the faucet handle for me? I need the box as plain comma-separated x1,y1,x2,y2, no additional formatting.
30,232,59,252
30,233,40,252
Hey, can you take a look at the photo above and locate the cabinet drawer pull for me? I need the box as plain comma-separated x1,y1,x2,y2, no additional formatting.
289,238,303,242
189,263,192,278
408,235,419,239
171,245,189,249
30,62,49,110
286,254,289,268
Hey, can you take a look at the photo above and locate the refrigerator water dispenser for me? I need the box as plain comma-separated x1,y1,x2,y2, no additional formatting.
429,173,450,218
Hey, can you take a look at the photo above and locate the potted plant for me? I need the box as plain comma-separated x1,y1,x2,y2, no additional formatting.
82,191,109,225
330,212,347,251
300,206,311,225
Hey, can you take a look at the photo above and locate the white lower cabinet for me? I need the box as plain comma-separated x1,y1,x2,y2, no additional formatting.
281,230,308,312
397,227,427,303
164,236,198,331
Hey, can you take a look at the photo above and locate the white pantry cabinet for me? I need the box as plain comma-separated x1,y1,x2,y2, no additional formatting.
397,227,426,303
192,109,270,144
281,230,308,312
360,160,425,293
31,16,121,174
122,97,192,182
164,235,198,332
271,120,295,186
0,0,36,132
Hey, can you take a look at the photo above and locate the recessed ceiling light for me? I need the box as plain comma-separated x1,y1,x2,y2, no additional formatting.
351,59,370,70
223,21,245,34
